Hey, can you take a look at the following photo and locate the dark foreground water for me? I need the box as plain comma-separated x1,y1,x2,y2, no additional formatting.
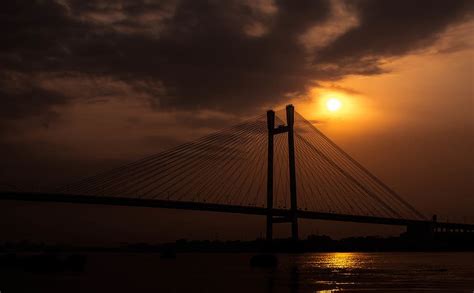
1,252,473,292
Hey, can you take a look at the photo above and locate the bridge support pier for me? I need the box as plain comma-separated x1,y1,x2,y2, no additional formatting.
287,105,298,241
266,105,299,242
266,110,274,242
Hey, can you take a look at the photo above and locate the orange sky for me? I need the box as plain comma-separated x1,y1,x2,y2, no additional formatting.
292,23,474,220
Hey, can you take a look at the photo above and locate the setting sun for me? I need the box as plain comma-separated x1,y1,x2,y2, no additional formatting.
295,88,361,122
326,98,342,112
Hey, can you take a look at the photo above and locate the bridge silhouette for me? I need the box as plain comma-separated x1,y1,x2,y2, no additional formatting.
1,105,473,240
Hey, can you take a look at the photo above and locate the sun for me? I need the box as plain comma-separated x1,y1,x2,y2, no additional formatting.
326,98,342,112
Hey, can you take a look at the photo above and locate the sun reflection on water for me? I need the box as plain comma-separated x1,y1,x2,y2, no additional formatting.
304,253,368,292
307,252,364,270
326,252,358,269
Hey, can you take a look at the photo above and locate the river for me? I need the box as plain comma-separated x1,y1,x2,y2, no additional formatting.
1,252,473,292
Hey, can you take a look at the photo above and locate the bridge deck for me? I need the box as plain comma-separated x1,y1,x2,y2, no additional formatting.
1,192,473,231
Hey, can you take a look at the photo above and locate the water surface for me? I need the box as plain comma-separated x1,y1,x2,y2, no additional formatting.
2,252,473,292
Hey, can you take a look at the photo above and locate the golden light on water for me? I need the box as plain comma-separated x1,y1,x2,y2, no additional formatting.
326,252,358,269
307,252,363,270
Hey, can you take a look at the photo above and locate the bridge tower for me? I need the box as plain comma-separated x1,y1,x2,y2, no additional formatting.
266,104,299,241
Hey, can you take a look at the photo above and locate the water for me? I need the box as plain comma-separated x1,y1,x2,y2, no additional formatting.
1,252,473,292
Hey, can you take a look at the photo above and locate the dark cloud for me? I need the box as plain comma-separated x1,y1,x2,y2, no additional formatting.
0,0,472,117
315,0,474,65
0,72,68,120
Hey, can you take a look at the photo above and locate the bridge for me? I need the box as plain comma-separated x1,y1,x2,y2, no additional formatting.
1,105,473,240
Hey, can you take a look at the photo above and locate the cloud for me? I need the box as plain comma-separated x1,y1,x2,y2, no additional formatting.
1,0,472,119
314,0,473,66
0,72,68,121
299,0,359,51
0,0,472,141
0,0,328,115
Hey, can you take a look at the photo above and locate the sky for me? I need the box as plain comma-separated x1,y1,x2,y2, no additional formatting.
0,0,473,244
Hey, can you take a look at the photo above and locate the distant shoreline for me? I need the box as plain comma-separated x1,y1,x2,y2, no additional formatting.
2,234,473,253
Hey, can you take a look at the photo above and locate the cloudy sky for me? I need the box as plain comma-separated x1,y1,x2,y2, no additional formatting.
1,0,473,243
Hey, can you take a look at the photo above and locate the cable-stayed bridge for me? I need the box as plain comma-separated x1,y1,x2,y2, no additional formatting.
1,105,473,240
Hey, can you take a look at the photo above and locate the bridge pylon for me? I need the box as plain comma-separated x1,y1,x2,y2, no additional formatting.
266,104,299,242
